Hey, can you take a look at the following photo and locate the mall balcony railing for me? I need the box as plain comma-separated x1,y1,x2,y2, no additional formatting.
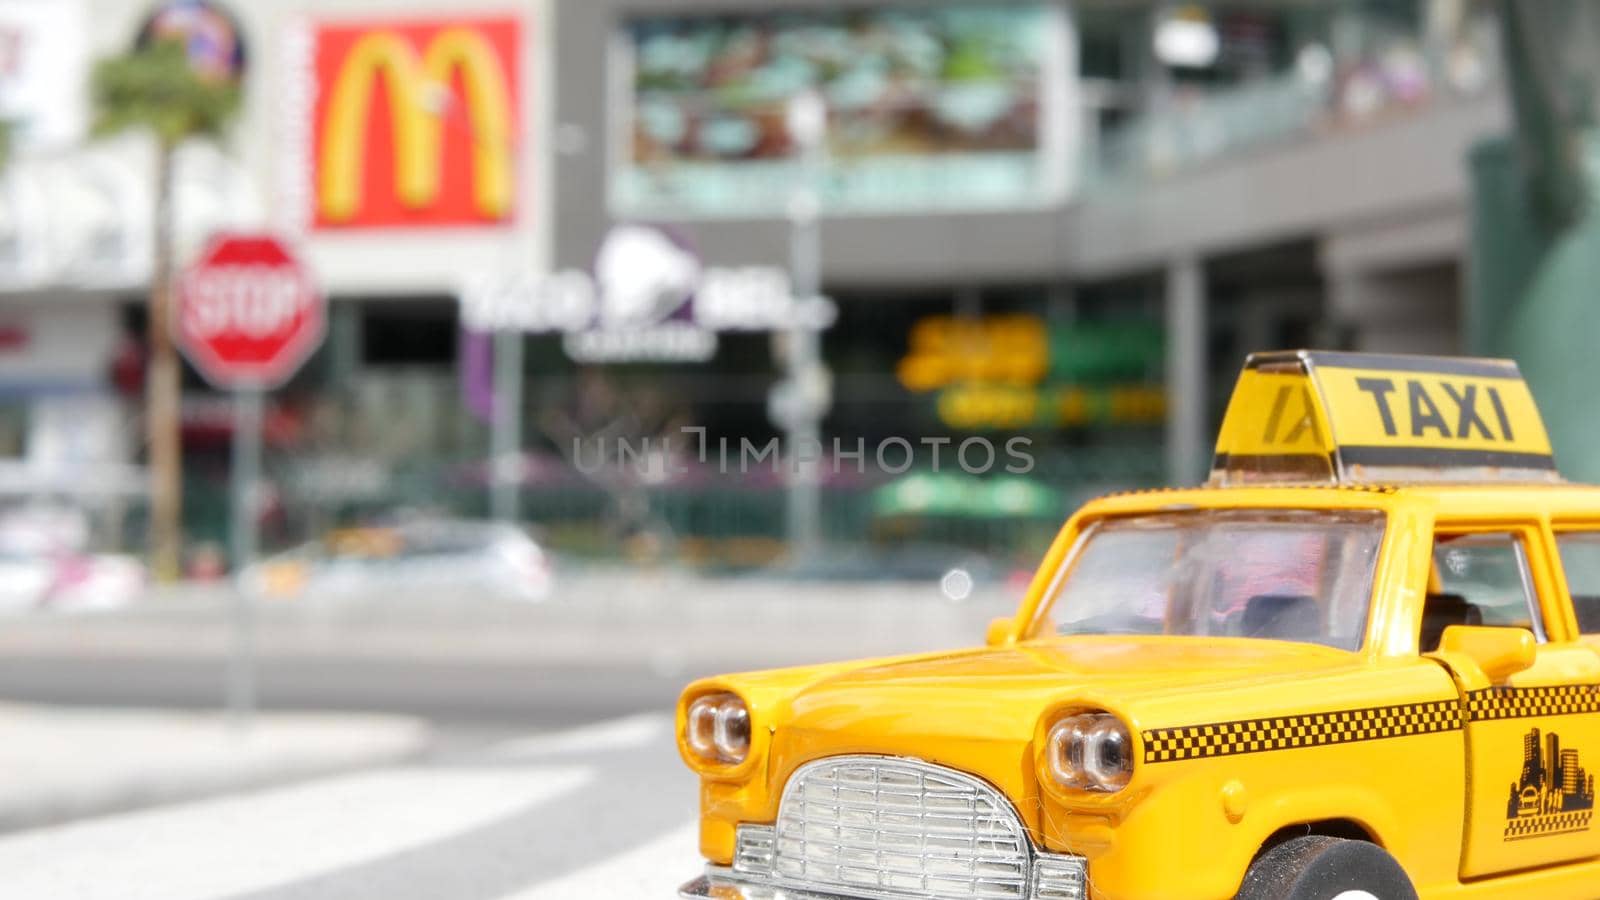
1089,75,1327,185
1083,44,1502,189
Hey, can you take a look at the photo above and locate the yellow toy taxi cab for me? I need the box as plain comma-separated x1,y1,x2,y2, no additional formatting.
675,350,1600,900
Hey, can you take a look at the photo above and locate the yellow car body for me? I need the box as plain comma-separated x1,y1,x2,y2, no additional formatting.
676,351,1600,899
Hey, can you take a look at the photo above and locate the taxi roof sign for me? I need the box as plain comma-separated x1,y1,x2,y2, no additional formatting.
1209,350,1559,486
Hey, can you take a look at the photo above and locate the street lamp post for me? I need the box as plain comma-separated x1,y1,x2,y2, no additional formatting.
783,91,828,564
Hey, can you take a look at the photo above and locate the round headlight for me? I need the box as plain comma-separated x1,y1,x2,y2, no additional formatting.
686,695,722,760
1045,712,1133,792
1046,716,1090,786
1082,715,1132,790
685,693,750,764
713,698,751,763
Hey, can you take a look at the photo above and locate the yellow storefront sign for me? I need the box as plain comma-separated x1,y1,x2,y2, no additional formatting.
896,315,1048,392
936,383,1165,430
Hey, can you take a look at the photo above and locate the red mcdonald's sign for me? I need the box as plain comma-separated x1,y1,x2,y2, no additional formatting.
311,15,520,229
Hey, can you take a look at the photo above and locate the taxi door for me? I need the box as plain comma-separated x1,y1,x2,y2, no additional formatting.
1427,524,1600,878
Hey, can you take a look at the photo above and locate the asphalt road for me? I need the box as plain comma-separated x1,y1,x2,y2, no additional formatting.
0,648,706,897
0,572,1009,898
0,712,698,899
0,636,712,898
0,651,704,897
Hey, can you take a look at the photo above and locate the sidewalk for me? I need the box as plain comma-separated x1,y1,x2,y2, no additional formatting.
0,570,1014,745
0,703,430,833
0,569,1013,671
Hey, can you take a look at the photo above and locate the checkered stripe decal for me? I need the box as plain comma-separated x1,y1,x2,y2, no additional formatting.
1465,684,1600,722
1141,700,1462,764
1505,810,1593,841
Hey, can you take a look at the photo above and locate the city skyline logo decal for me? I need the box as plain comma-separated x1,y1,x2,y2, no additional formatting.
1505,727,1595,841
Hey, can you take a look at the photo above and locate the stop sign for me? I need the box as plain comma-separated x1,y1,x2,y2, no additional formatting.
176,235,324,389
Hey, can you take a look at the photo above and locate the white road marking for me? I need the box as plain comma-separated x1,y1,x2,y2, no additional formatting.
482,712,672,759
0,765,593,900
497,820,700,899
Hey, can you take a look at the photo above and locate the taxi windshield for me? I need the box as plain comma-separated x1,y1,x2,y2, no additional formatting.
1042,509,1384,650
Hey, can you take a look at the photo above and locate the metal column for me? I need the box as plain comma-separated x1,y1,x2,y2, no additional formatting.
783,92,826,563
490,330,524,522
1164,255,1206,486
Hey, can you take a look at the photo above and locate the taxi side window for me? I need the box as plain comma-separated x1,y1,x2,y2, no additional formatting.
1555,532,1600,634
1423,532,1546,650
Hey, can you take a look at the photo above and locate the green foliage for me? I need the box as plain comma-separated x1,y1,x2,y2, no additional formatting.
91,40,239,148
942,39,1001,82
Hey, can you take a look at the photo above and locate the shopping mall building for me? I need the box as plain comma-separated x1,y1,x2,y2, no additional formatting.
0,0,1509,563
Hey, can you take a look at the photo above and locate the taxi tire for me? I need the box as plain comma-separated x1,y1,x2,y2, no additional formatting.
1235,836,1417,900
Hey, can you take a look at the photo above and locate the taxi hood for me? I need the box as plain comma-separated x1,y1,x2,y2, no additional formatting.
813,635,1351,687
773,635,1358,746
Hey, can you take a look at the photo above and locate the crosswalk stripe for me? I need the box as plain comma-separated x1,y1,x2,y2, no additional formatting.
0,765,593,900
496,821,700,899
481,712,672,759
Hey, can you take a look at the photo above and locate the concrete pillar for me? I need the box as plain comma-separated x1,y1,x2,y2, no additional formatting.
1325,267,1460,355
1165,255,1206,486
327,300,362,385
1046,283,1076,325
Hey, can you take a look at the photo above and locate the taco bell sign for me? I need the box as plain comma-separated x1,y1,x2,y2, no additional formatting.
460,225,836,362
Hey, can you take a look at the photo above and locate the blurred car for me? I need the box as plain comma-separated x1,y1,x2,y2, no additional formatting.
45,553,145,612
0,505,145,613
0,550,145,614
750,543,1006,601
245,520,553,602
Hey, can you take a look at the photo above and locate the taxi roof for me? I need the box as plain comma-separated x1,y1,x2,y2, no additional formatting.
1085,480,1600,521
1078,349,1594,521
1208,350,1558,487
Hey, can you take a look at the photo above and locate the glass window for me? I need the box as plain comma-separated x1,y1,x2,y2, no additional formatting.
1429,533,1544,642
1042,510,1384,650
1556,532,1600,634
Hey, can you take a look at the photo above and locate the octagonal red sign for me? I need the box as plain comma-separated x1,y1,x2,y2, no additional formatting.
176,234,325,389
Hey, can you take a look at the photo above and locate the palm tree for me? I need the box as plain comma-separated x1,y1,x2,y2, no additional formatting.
91,39,240,581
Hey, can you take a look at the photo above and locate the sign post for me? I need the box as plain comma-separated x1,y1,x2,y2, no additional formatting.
176,234,325,729
227,381,262,725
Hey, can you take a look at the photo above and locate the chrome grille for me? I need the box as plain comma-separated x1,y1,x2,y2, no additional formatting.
773,756,1030,900
733,824,775,876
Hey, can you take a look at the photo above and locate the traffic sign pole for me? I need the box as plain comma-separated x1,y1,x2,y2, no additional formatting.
174,234,324,732
228,384,262,730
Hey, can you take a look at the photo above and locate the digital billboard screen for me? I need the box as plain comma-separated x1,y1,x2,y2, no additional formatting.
613,3,1074,218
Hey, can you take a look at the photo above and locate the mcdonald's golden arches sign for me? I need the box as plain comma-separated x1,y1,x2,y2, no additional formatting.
312,16,520,228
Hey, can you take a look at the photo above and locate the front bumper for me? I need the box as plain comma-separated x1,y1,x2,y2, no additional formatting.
678,853,1088,900
678,868,837,898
